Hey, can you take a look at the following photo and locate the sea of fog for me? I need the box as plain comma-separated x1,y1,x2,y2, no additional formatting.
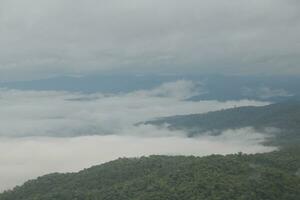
0,81,276,191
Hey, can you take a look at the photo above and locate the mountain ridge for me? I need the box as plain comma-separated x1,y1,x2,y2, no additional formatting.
144,101,300,146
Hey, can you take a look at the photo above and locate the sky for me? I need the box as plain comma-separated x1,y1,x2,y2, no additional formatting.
0,0,300,81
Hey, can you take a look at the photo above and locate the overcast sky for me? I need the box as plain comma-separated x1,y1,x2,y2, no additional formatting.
0,0,299,81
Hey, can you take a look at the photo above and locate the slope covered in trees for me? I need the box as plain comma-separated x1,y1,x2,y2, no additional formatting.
145,101,300,145
0,147,299,200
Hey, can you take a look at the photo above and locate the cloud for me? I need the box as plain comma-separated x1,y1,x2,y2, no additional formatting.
0,80,268,137
0,128,276,192
0,0,300,80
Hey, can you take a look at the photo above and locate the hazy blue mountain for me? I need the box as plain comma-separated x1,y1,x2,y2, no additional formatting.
1,74,299,101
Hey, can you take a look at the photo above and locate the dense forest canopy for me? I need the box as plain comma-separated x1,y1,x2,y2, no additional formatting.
0,147,299,200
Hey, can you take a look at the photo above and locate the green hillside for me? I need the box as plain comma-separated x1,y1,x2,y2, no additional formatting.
1,147,299,200
145,101,300,145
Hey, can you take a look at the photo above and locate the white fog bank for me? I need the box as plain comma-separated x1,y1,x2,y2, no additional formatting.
0,80,268,137
0,127,276,191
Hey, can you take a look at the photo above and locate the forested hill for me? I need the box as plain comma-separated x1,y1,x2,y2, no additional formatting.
1,147,299,200
145,101,300,144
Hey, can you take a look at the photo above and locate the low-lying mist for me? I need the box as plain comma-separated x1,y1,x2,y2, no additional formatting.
0,80,275,191
0,80,267,137
0,127,276,191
